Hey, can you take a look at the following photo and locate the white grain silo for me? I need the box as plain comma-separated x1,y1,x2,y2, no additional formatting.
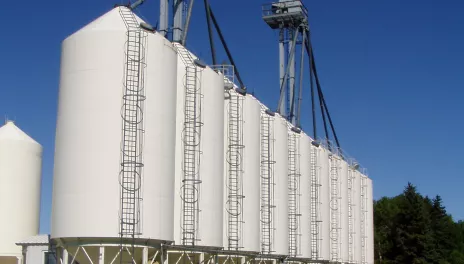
173,43,224,248
318,147,330,261
340,160,349,263
0,121,42,263
298,133,311,259
273,114,289,255
366,177,374,264
223,90,261,252
52,6,177,262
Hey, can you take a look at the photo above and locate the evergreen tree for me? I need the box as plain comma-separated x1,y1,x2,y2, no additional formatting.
430,195,456,262
373,182,464,263
393,183,432,263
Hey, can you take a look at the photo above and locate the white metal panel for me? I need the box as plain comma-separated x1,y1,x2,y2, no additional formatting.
0,121,42,256
299,133,311,258
52,7,177,240
354,170,362,264
273,115,289,255
318,147,330,261
340,160,349,262
366,178,374,264
173,49,225,247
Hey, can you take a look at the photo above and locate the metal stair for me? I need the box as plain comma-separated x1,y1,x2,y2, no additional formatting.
175,43,204,246
260,110,276,254
118,6,146,263
288,131,301,257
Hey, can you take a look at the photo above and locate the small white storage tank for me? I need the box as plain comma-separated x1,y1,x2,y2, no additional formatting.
273,115,289,255
223,91,261,251
366,177,374,264
318,147,330,261
173,43,225,248
52,4,177,250
0,121,42,259
339,160,349,262
299,133,311,258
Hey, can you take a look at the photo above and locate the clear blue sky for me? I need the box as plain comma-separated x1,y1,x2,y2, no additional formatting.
1,0,463,234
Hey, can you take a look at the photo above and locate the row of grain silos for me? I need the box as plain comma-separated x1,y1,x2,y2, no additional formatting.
50,6,374,264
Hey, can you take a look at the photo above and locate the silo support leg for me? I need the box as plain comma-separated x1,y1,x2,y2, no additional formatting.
200,253,205,264
63,249,69,264
143,247,149,264
99,247,105,264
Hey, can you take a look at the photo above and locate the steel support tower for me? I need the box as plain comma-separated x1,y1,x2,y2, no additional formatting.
118,6,146,263
260,109,276,254
262,0,308,125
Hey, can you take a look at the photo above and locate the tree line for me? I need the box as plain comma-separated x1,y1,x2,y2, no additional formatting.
374,183,464,263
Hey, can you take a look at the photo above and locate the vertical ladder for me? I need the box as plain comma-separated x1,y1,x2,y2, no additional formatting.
118,6,146,263
260,110,276,254
361,176,368,264
329,153,341,262
175,43,204,246
310,144,321,260
348,164,354,264
226,89,245,250
288,130,301,257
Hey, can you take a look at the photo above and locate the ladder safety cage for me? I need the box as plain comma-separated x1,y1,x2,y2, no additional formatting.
175,43,205,246
348,160,355,264
361,173,368,264
327,143,341,263
260,109,276,254
218,65,245,251
310,141,321,260
118,6,147,263
288,128,301,257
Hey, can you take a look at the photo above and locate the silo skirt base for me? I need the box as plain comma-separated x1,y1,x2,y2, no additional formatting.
52,239,332,264
52,237,172,264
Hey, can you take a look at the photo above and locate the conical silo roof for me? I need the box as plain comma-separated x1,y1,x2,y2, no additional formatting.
0,121,40,146
68,6,144,38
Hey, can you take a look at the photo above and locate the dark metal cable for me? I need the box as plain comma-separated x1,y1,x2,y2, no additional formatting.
304,32,328,144
296,27,306,128
204,0,217,65
289,28,301,124
308,30,317,140
209,6,246,89
305,31,341,150
310,50,341,150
